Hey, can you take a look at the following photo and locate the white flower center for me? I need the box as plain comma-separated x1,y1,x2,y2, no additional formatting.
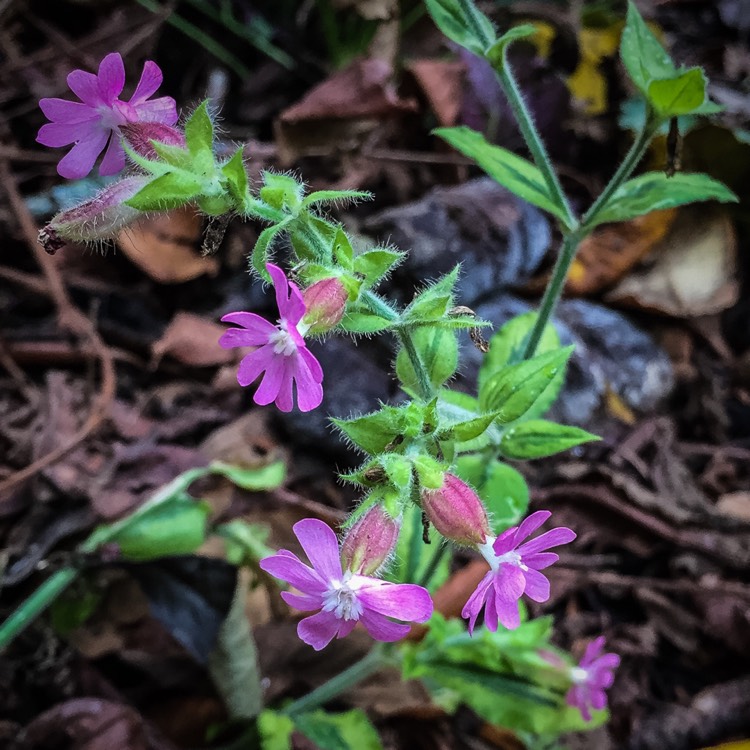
321,572,364,621
571,666,589,685
268,321,298,356
478,537,528,573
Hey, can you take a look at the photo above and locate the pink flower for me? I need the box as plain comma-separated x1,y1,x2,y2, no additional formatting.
219,264,324,412
567,637,620,721
260,518,433,651
462,510,575,633
37,52,178,180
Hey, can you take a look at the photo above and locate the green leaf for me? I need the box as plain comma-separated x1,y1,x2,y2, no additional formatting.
50,588,101,635
221,147,249,207
332,406,406,455
216,520,274,566
486,25,536,66
353,248,404,287
455,456,529,531
339,310,393,334
210,460,286,490
500,420,599,460
301,189,372,208
332,228,354,270
479,346,573,422
208,582,262,720
125,171,204,211
108,495,210,560
151,141,193,169
396,327,458,393
402,267,459,323
424,0,495,55
260,172,303,210
258,710,294,750
184,100,214,156
648,68,707,117
592,172,738,226
251,221,290,280
620,2,677,94
435,127,572,227
294,709,384,750
438,411,499,443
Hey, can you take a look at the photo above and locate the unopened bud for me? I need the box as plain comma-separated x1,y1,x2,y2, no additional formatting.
120,121,186,160
421,474,490,546
39,176,147,249
341,505,399,575
303,277,348,334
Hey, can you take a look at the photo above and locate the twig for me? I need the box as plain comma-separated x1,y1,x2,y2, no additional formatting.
0,160,116,496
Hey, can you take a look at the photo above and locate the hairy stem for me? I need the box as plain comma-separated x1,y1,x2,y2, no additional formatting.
282,644,389,716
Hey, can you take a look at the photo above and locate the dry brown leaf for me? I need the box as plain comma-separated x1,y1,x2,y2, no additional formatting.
566,208,677,295
151,312,235,369
406,59,465,127
716,491,750,521
118,208,218,284
607,208,738,316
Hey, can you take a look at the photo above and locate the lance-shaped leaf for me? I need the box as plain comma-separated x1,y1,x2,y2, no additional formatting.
436,127,573,227
500,420,599,459
396,326,458,394
424,0,495,55
479,346,574,422
353,248,405,287
339,310,394,334
332,406,407,455
402,267,460,323
126,171,204,211
591,172,738,227
221,147,249,207
185,100,214,155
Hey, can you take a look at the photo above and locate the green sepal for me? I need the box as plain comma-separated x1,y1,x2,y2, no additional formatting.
151,140,193,169
251,220,291,280
435,127,574,228
339,310,394,334
184,100,214,159
221,147,249,208
500,420,599,460
479,346,574,422
412,454,446,490
125,171,204,211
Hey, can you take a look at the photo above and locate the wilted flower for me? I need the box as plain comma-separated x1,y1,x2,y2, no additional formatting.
340,505,399,576
219,264,324,412
37,52,177,179
567,637,620,721
462,510,575,632
260,518,433,651
421,473,490,546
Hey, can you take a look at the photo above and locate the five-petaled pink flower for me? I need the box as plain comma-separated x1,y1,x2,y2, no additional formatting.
37,52,177,180
462,510,575,632
566,637,620,721
260,518,433,651
219,264,324,412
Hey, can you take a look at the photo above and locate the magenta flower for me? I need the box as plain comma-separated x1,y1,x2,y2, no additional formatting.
462,510,575,633
219,264,324,412
260,518,433,650
567,637,620,721
37,52,178,180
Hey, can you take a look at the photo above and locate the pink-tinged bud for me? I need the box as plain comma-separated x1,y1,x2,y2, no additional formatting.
38,176,148,252
120,121,186,160
421,474,490,546
341,505,399,576
302,277,348,334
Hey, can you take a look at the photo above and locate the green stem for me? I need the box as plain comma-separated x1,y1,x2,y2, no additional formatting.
282,644,388,716
521,118,657,360
0,567,78,652
491,56,577,230
417,543,449,588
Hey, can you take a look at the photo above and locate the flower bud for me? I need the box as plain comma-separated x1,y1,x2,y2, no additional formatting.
302,277,348,334
38,176,147,251
421,474,490,546
341,505,399,576
120,121,186,160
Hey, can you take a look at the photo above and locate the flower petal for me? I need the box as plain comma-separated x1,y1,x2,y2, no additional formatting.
292,350,324,412
56,127,109,180
260,551,326,595
135,96,178,125
483,586,499,631
39,98,98,124
357,581,433,623
581,636,606,665
359,610,411,642
37,120,100,148
298,610,341,651
130,60,163,103
594,653,621,671
253,352,285,406
97,52,126,102
494,564,526,603
517,526,576,556
522,568,550,602
280,591,321,611
589,688,607,710
220,312,277,339
298,345,324,382
492,526,519,556
514,510,552,544
98,133,126,176
67,69,102,106
523,552,559,570
293,518,343,582
236,346,274,387
274,359,295,413
461,570,493,634
495,595,521,629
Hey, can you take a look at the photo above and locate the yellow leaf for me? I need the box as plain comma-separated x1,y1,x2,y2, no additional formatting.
566,24,622,115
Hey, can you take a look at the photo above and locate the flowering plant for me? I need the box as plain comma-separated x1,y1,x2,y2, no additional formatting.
5,0,737,746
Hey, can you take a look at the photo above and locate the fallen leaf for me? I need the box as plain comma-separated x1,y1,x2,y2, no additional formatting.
716,491,750,521
406,59,465,127
151,312,236,369
565,209,677,295
118,208,218,284
607,208,738,316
